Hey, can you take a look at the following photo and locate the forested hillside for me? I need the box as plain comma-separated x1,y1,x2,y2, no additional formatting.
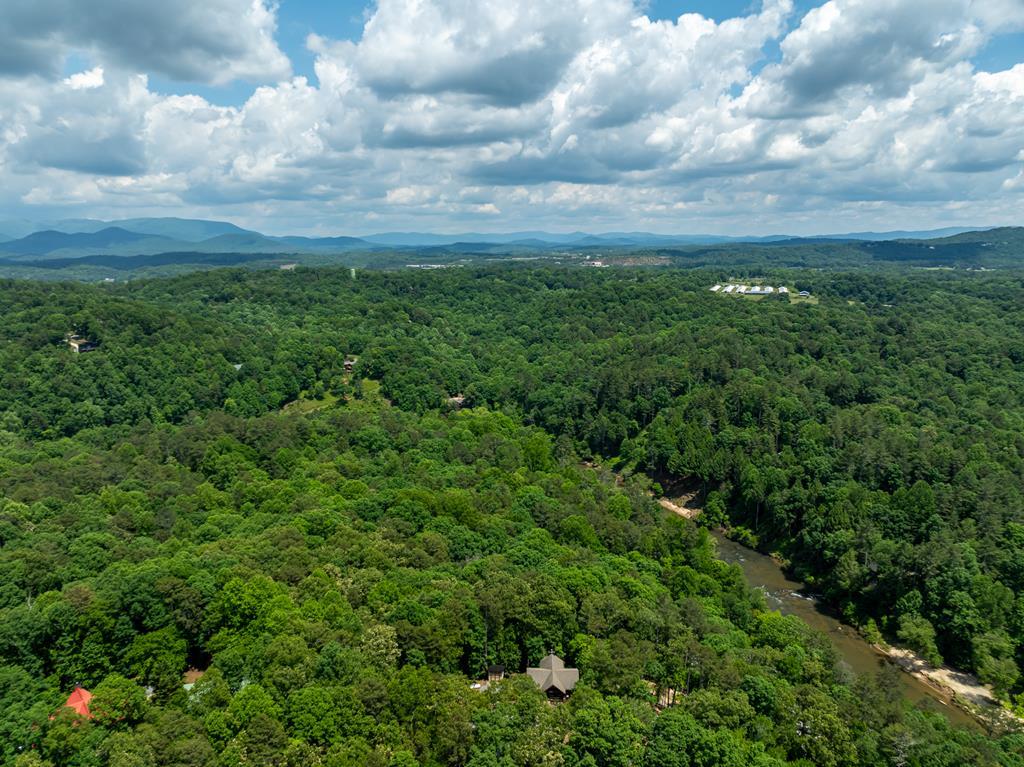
2,265,1024,765
3,384,1022,766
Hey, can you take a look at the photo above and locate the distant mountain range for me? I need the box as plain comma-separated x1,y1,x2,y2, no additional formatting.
0,216,254,241
0,224,380,261
0,216,1009,261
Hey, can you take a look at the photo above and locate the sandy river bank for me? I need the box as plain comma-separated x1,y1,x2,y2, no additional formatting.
656,489,1022,730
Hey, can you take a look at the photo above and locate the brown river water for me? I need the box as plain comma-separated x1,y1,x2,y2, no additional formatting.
710,531,979,730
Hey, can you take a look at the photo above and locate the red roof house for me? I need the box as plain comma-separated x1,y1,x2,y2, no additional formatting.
60,687,94,719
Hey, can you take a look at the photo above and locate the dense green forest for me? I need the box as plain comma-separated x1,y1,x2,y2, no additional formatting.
2,264,1024,765
2,383,1022,766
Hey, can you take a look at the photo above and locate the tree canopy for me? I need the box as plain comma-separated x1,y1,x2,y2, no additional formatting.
1,263,1023,765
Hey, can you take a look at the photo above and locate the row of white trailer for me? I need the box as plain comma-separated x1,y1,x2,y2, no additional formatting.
711,284,785,295
710,284,811,297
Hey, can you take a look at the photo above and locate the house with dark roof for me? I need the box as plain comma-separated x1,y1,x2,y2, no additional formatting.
526,652,579,701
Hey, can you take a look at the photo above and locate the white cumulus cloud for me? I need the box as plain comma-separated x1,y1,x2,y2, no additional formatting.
0,0,1023,234
63,67,105,90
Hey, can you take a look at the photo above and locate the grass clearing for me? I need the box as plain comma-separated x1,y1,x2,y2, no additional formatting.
282,390,339,414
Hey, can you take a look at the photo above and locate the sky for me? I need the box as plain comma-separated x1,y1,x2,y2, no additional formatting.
2,0,1024,236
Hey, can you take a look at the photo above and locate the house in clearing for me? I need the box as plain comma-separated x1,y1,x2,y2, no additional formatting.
710,284,722,292
527,652,579,701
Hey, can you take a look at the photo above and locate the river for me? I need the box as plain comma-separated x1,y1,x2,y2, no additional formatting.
710,530,979,730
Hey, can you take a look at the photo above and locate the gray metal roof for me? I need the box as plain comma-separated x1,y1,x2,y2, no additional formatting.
526,654,579,694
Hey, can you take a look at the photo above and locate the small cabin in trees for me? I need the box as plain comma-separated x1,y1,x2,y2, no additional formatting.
470,664,506,691
66,333,99,353
53,686,93,720
527,652,579,701
487,665,505,683
343,356,357,372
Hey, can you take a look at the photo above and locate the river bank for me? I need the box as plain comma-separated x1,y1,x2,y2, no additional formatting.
706,529,983,730
657,494,700,519
653,490,1021,731
874,644,1024,728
